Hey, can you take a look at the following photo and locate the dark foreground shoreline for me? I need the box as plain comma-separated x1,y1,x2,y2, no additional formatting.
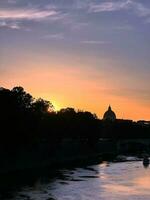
0,154,144,200
0,86,150,176
0,137,149,175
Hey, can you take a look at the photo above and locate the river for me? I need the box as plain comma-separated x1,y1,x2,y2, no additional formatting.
1,157,150,200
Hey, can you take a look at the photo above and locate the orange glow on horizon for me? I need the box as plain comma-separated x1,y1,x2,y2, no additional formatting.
0,56,149,121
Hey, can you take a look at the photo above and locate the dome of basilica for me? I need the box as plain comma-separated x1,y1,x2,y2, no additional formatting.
103,106,116,121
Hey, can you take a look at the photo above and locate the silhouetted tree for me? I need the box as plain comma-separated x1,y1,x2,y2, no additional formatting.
11,86,33,110
32,98,54,114
0,85,150,168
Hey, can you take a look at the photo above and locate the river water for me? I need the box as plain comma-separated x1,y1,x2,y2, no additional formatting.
1,158,150,200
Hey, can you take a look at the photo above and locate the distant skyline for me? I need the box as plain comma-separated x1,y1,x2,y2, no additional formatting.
0,0,150,120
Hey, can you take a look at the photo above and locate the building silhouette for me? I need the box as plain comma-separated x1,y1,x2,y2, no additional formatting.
103,105,116,121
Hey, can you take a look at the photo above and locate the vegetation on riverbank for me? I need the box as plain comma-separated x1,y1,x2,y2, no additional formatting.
0,86,150,173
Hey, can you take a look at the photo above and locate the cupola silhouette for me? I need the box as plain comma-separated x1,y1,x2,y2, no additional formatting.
103,105,116,121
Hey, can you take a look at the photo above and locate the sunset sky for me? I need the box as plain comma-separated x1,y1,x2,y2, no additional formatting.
0,0,150,120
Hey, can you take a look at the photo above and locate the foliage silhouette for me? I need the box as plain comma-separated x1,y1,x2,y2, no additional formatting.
0,86,150,171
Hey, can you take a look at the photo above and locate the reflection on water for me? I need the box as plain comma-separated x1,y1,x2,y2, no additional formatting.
1,158,150,200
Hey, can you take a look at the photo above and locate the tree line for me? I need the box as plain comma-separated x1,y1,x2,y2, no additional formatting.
0,86,101,153
0,86,149,155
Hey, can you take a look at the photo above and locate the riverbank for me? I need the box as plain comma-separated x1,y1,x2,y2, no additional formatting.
0,156,148,200
0,138,150,174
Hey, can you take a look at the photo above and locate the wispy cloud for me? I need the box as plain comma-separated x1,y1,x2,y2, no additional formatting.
73,0,90,10
88,0,150,19
0,8,58,21
7,0,17,4
69,21,88,30
44,0,90,10
126,1,150,23
89,0,132,13
113,24,133,31
81,40,111,45
88,0,150,24
0,20,20,29
132,1,150,17
42,33,64,40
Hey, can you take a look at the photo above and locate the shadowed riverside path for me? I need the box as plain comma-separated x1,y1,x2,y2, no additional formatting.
1,158,150,200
